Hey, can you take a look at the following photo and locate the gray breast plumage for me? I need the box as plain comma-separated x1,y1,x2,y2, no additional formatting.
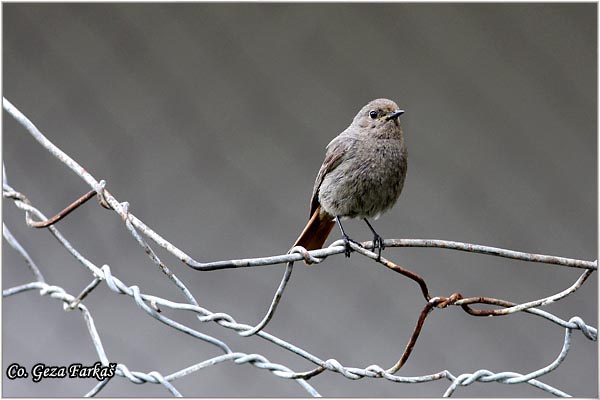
318,138,407,219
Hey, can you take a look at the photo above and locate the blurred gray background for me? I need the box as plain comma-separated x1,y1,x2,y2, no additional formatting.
2,3,597,397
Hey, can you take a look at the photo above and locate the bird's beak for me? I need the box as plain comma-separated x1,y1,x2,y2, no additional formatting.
386,109,405,121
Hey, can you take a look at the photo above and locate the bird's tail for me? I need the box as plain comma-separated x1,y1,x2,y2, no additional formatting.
291,205,335,252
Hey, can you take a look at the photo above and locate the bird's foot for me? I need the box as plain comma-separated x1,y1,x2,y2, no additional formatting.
372,233,386,261
342,234,362,258
336,216,363,258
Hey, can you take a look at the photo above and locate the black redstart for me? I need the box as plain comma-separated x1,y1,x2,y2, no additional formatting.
292,98,407,260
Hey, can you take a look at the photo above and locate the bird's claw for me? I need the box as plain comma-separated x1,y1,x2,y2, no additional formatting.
372,234,385,261
343,235,353,258
342,235,362,258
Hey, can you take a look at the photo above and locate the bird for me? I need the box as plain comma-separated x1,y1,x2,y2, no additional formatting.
291,98,407,260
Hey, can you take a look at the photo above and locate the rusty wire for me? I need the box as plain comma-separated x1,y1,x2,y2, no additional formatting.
2,97,597,397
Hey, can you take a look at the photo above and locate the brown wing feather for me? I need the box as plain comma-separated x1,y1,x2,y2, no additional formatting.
309,134,354,216
292,132,354,257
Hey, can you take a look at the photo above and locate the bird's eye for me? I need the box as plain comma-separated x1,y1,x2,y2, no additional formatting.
369,110,378,119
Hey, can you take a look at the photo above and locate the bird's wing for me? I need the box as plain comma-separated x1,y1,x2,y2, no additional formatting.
309,132,355,216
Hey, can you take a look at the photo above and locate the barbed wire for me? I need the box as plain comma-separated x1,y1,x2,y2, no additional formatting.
2,97,597,397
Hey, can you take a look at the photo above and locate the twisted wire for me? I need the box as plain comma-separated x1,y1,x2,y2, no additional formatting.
2,97,596,397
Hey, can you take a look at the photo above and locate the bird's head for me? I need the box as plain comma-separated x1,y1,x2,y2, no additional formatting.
352,98,405,138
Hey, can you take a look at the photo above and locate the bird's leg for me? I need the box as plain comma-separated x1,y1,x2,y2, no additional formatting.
335,216,360,258
363,218,385,261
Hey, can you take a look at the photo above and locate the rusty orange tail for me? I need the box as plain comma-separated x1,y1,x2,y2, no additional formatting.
292,205,335,251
